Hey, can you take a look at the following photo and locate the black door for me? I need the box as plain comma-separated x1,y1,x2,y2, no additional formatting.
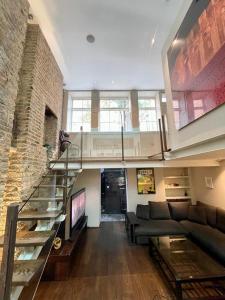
101,169,127,214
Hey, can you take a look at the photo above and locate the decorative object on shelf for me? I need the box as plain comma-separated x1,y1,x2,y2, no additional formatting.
53,237,62,250
205,177,214,189
164,168,192,202
136,168,155,194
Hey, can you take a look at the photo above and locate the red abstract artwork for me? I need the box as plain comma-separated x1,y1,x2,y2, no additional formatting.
167,0,225,129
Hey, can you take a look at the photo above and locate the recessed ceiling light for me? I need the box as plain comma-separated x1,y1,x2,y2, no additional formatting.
112,80,115,84
86,34,95,43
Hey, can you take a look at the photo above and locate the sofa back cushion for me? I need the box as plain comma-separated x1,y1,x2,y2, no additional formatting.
168,202,189,221
149,201,171,220
216,208,225,233
136,204,150,220
188,205,207,225
197,201,217,227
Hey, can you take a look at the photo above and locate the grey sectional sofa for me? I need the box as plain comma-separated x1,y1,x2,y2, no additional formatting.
126,201,225,265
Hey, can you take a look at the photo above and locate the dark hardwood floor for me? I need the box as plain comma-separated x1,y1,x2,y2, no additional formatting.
35,222,172,300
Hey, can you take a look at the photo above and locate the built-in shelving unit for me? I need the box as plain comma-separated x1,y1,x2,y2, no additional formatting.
164,168,192,202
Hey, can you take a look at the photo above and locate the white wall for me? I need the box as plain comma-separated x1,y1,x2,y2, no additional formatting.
74,169,101,227
191,161,225,209
126,168,165,212
162,1,225,152
73,166,225,227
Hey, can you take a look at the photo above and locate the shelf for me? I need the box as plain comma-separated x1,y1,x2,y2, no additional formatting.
165,186,190,189
164,176,189,179
166,196,191,200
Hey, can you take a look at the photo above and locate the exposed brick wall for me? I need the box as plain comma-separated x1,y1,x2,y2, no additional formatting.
0,0,29,223
1,24,63,232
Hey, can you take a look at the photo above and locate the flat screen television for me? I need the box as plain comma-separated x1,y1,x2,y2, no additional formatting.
70,189,86,234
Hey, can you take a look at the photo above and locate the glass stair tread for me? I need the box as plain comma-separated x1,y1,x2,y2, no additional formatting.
18,210,62,221
26,197,63,202
12,259,45,286
43,174,75,178
0,230,55,247
33,185,66,188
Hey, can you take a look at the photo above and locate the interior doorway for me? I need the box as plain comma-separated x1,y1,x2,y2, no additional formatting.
101,169,127,221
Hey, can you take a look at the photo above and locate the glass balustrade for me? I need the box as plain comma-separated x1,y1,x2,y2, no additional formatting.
67,130,163,161
0,143,81,300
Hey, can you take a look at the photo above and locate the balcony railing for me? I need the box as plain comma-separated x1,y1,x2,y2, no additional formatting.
60,116,169,162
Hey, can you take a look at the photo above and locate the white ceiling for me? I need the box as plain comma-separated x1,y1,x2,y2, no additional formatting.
28,0,185,90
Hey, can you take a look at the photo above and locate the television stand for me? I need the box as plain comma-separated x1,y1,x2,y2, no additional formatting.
42,216,88,281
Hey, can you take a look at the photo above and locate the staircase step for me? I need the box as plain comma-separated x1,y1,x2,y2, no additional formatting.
0,230,55,247
43,174,75,178
13,259,45,286
26,197,63,202
33,185,66,188
18,210,62,221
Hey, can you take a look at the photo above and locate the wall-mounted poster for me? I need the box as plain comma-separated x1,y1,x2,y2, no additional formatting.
167,0,225,130
136,168,155,194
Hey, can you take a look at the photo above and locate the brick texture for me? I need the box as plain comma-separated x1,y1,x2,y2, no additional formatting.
0,23,63,232
0,0,29,215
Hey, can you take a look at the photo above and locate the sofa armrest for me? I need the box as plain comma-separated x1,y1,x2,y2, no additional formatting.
126,212,140,225
125,212,140,243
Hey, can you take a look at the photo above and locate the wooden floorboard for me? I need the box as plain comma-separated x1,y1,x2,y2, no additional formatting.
35,222,173,300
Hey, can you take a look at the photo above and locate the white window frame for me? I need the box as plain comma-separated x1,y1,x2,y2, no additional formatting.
71,97,92,132
138,97,159,132
99,97,131,132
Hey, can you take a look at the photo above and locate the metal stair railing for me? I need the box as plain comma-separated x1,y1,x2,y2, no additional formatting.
0,141,82,300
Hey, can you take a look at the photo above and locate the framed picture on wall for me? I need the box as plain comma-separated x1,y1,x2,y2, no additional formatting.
136,168,155,194
167,0,225,130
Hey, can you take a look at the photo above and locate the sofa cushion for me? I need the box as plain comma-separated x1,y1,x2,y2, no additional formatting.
180,220,225,264
136,204,150,220
197,201,217,227
168,202,189,221
149,201,171,220
188,205,207,225
134,219,187,236
216,208,225,233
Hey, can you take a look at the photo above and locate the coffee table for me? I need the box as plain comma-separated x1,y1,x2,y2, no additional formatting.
150,236,225,300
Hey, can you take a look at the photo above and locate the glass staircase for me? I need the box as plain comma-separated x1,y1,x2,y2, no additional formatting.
0,144,81,300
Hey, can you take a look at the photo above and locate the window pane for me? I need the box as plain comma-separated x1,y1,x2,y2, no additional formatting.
173,100,180,109
100,99,129,109
138,99,155,108
174,111,180,128
72,111,83,122
100,100,111,108
82,111,91,123
110,99,128,109
82,100,91,108
82,123,91,132
73,100,83,108
110,111,121,123
139,108,158,132
100,111,110,122
100,98,130,132
193,99,203,108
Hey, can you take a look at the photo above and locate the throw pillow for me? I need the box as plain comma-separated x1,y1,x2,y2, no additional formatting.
188,205,207,225
149,201,171,220
197,201,217,227
136,204,150,220
168,201,189,221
